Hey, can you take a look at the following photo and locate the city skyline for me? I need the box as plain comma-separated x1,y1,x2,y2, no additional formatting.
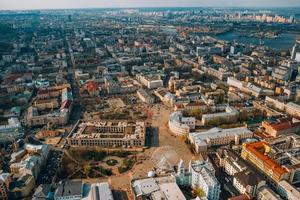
1,0,300,10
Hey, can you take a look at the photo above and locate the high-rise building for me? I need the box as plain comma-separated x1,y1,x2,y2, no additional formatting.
291,39,300,62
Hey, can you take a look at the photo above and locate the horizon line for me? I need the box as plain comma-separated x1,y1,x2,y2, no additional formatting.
1,6,300,12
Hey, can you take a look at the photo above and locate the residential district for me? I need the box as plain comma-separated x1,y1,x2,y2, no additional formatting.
0,7,300,200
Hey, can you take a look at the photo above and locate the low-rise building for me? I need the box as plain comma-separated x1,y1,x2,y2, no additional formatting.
189,159,221,200
233,170,266,198
201,106,239,126
0,172,10,200
137,88,155,104
189,127,253,153
82,182,114,200
241,142,289,183
10,144,50,180
168,111,195,136
67,120,146,148
277,180,300,200
257,187,282,200
26,85,73,127
132,176,186,200
0,118,24,142
262,118,300,137
285,102,300,118
54,180,82,200
9,174,35,199
136,74,163,89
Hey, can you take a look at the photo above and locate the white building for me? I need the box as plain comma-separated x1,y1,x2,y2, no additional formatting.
10,144,50,180
82,182,114,200
168,111,196,136
291,40,300,62
278,180,300,200
285,102,300,118
189,127,253,153
201,106,239,126
54,180,83,200
67,120,145,148
132,176,186,200
137,89,155,104
0,118,24,142
257,187,282,200
189,160,221,200
233,170,266,197
227,77,262,97
136,74,163,89
227,77,243,89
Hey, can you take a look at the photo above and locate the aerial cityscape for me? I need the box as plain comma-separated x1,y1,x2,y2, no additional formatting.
0,1,300,200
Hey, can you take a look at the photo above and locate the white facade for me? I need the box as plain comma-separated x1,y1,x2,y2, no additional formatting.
132,176,186,200
285,102,300,118
189,160,220,200
82,183,114,200
168,111,196,136
68,120,145,148
201,106,239,126
257,187,282,200
189,127,253,153
227,77,243,89
0,118,24,141
278,180,300,200
137,74,163,89
137,89,155,104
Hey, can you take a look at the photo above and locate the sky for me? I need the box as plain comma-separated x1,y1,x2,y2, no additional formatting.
1,0,300,10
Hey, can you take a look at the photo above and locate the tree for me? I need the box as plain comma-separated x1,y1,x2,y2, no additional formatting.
83,164,91,176
193,187,206,198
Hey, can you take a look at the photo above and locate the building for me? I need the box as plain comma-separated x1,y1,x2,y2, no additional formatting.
265,97,300,118
241,142,289,183
10,144,50,180
26,85,73,127
80,80,100,97
0,172,10,200
137,88,155,104
201,106,239,126
136,74,163,89
189,127,253,153
0,118,24,142
285,102,300,118
82,182,114,200
219,149,266,197
154,88,175,107
291,40,300,62
168,111,196,136
277,180,300,200
132,176,186,200
227,77,262,97
32,184,53,200
176,159,191,186
54,180,83,200
189,160,221,200
262,118,300,137
204,66,231,81
272,60,297,83
257,187,282,200
233,170,266,198
9,174,35,199
67,120,146,148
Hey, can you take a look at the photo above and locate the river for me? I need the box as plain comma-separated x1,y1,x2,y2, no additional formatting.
216,31,299,51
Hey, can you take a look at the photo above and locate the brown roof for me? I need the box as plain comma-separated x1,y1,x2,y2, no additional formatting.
243,142,288,178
